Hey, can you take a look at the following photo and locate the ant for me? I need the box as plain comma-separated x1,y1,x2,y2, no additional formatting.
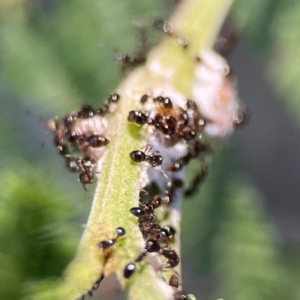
153,96,173,109
167,139,207,172
154,114,177,136
77,104,94,119
77,227,126,300
107,93,120,104
50,125,96,183
129,146,163,167
167,156,190,172
77,158,98,190
130,194,163,217
162,248,179,268
163,178,184,205
117,54,146,71
98,227,126,257
139,93,174,110
128,110,151,126
117,26,149,73
130,194,174,241
86,134,109,148
123,239,161,279
95,93,120,116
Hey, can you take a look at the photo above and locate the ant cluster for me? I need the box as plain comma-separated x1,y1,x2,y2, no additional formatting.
74,93,209,300
48,20,243,300
123,191,178,277
128,96,206,144
125,92,211,299
128,94,209,197
47,93,120,189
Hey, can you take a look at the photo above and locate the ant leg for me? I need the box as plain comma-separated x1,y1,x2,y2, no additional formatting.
184,164,208,197
92,274,105,291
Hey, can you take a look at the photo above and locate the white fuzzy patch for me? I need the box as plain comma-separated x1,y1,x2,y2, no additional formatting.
193,50,240,137
144,135,187,194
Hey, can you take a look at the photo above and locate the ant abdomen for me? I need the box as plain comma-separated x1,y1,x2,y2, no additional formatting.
87,134,109,147
123,262,136,279
128,110,148,126
130,150,146,163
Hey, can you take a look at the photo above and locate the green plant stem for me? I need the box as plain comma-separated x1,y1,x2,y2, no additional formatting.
37,0,233,299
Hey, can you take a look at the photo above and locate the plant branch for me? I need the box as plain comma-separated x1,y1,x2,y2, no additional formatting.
34,0,233,299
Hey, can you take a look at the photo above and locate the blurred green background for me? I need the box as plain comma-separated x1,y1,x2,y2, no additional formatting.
1,0,300,299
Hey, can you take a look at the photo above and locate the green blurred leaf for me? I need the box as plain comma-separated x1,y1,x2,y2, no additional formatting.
0,162,79,299
212,184,284,300
233,0,300,124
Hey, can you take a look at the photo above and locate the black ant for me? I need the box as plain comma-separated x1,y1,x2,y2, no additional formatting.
167,139,206,172
117,26,149,73
98,227,126,257
130,194,163,217
154,114,177,136
86,134,109,148
129,147,163,168
178,126,196,140
123,239,161,279
153,96,173,109
107,93,120,104
130,202,156,238
167,157,189,172
162,248,179,268
136,194,175,241
130,194,174,240
94,93,120,116
77,227,125,300
63,112,78,129
117,54,146,70
78,158,97,190
77,104,94,119
162,178,184,205
161,225,176,241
